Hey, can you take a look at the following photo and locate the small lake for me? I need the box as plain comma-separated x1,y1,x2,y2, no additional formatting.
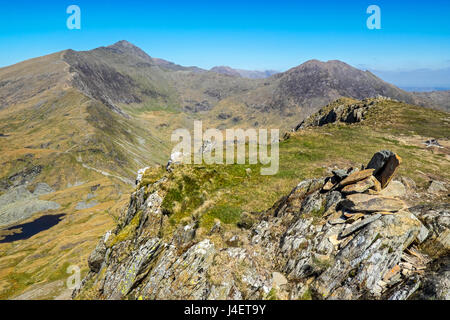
0,214,66,244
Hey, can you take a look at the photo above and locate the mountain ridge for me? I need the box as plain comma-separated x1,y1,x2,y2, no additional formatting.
210,65,279,79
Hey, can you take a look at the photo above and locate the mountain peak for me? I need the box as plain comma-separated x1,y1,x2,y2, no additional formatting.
298,59,352,70
105,40,152,62
109,40,139,49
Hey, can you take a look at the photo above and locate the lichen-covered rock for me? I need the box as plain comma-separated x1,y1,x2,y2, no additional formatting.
342,194,406,213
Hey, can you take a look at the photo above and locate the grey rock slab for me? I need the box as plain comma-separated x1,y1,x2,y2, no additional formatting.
0,185,32,208
427,180,447,194
339,214,382,238
343,194,406,213
379,180,406,198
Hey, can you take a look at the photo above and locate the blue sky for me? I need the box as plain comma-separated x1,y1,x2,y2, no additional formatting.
0,0,449,72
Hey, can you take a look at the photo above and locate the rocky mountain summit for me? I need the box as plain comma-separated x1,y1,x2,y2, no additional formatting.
73,150,449,300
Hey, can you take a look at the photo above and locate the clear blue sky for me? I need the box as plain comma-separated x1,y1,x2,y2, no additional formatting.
0,0,449,71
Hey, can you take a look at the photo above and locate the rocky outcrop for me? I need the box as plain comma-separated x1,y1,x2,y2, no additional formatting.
0,166,43,193
74,151,448,300
294,97,395,130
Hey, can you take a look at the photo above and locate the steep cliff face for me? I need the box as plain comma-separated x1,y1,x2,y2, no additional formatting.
73,151,449,300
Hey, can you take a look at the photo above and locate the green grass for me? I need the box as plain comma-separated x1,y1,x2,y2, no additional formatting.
0,272,34,299
201,205,242,230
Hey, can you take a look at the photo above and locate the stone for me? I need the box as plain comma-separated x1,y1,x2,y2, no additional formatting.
332,169,349,180
417,224,430,243
400,176,416,192
371,176,382,192
339,214,382,238
341,176,375,194
411,256,450,300
0,186,61,227
376,154,402,189
436,229,450,250
173,223,197,246
322,177,337,191
388,277,421,300
427,181,447,194
367,150,395,175
328,234,342,246
209,220,222,234
424,139,443,148
344,213,365,223
300,191,323,215
383,265,401,282
329,217,347,225
272,272,288,288
377,211,395,215
135,167,150,185
88,236,108,273
339,169,375,187
226,235,241,247
343,194,406,213
379,180,406,198
325,191,342,211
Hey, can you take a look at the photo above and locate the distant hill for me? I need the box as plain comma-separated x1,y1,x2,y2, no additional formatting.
207,59,430,129
370,67,450,89
210,66,279,79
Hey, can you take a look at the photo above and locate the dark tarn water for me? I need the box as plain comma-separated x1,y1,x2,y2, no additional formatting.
0,214,65,244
